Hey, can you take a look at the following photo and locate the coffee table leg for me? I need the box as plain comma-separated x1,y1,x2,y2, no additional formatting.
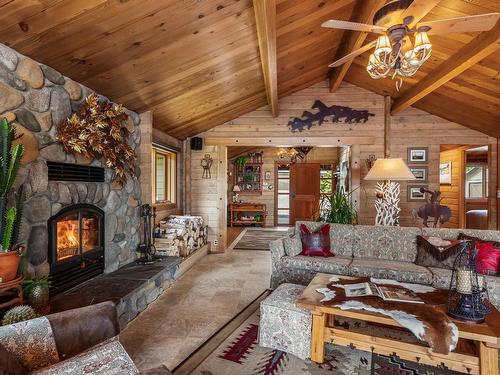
311,312,326,363
479,342,499,375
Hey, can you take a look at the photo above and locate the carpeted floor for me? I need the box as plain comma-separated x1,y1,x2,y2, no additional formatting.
233,229,287,251
174,292,462,375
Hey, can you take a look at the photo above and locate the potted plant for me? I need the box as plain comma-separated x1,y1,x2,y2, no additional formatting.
0,118,26,282
319,188,358,225
235,156,249,172
23,276,51,314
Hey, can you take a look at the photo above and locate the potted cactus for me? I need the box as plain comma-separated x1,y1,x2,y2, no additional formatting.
0,118,26,282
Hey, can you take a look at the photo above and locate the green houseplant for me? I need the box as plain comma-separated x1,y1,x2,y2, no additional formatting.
319,188,358,225
0,118,26,282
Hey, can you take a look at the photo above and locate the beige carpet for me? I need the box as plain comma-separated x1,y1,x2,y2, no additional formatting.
233,229,287,251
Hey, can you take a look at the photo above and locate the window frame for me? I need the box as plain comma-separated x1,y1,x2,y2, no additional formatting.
465,163,488,200
152,145,177,206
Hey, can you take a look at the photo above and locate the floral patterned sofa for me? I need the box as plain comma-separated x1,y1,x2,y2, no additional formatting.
0,302,171,374
270,221,500,309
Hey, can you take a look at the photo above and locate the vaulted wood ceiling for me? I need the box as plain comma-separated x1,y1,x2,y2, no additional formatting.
0,0,498,139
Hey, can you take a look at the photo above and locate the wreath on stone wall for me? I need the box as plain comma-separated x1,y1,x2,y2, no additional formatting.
56,93,136,186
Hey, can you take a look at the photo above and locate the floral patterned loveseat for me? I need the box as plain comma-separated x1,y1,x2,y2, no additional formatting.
269,221,500,309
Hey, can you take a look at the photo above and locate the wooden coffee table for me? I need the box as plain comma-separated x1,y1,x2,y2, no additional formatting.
296,273,500,375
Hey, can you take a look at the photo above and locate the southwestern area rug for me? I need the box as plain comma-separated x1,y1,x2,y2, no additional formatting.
173,292,461,375
233,229,287,251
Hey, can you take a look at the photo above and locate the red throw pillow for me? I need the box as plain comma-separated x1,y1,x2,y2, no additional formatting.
475,241,500,275
299,224,334,257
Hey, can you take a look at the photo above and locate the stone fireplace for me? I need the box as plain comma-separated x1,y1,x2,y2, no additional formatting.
48,203,105,294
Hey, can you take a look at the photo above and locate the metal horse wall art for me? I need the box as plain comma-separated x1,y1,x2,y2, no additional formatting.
416,187,452,227
287,100,375,132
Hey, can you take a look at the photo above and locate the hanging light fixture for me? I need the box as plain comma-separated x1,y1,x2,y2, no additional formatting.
366,30,432,87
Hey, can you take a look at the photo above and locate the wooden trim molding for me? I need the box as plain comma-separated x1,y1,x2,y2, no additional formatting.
204,137,375,146
391,21,500,114
253,0,278,117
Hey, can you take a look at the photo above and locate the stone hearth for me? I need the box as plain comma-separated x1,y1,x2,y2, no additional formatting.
0,43,142,279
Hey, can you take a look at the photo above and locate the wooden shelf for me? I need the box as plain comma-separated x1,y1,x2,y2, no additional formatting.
234,162,263,194
229,203,267,227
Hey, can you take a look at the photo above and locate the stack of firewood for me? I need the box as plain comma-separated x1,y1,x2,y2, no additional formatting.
154,215,208,258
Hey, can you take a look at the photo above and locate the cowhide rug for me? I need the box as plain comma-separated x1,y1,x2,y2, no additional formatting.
321,277,459,354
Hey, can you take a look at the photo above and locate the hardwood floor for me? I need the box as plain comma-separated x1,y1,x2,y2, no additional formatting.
226,226,245,248
119,248,271,371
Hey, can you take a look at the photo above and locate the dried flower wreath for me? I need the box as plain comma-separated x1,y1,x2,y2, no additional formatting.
57,93,136,186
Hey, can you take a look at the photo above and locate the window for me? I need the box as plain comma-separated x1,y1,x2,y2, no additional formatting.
152,146,177,204
276,164,290,225
465,164,488,199
320,164,335,217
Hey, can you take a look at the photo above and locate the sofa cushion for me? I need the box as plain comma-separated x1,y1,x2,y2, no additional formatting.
349,259,433,285
283,237,302,257
352,225,421,262
282,255,351,276
422,228,500,243
31,338,138,375
0,343,26,375
294,221,354,257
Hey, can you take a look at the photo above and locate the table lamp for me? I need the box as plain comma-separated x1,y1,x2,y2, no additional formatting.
364,158,416,226
232,184,241,203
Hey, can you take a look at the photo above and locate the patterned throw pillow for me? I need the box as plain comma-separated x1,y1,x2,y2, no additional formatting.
415,235,469,269
299,224,334,257
283,237,302,257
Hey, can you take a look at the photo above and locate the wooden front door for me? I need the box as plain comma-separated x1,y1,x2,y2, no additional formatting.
290,163,320,224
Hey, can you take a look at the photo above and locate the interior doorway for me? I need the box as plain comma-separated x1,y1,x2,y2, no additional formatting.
439,145,491,229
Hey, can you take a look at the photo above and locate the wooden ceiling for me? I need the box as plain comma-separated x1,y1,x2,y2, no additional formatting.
0,0,498,139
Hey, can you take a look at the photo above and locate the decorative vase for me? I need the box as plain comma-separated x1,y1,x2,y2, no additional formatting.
0,250,21,282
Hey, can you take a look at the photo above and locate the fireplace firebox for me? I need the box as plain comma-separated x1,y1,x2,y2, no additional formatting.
48,204,105,294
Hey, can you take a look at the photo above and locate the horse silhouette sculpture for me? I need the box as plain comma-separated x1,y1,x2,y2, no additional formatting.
287,100,374,132
416,188,451,227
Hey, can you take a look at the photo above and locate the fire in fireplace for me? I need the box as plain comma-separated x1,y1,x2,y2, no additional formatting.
48,204,105,294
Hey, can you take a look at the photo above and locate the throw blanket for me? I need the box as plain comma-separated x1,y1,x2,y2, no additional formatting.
322,278,459,355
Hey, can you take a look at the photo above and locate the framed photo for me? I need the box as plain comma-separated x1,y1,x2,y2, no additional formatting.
265,171,271,180
407,185,427,202
440,161,452,185
410,166,428,183
407,147,428,163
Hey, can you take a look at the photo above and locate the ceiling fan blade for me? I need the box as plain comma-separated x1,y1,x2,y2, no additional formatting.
321,20,386,34
419,13,500,35
400,0,441,27
328,40,377,68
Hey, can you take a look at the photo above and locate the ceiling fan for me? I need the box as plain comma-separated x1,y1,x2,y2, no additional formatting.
322,0,499,88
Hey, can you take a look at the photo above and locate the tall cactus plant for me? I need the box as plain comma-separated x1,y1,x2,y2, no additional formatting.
0,118,25,252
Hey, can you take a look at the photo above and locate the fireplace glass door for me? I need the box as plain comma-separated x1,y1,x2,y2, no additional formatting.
55,209,101,262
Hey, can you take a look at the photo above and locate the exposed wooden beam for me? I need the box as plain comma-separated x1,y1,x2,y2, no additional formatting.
391,21,500,114
329,0,386,93
253,0,278,117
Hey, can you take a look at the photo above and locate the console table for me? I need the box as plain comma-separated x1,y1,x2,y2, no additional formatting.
229,203,267,227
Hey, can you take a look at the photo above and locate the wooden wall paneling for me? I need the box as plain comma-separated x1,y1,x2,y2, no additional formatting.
439,147,464,228
139,111,153,205
253,0,278,117
350,144,361,214
198,81,497,227
217,145,228,252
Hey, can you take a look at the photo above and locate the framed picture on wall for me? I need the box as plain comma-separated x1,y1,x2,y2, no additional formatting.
407,185,427,202
407,147,428,163
440,161,452,185
410,166,428,182
265,171,271,180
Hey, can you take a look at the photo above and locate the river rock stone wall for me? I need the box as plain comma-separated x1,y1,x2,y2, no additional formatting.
0,43,142,277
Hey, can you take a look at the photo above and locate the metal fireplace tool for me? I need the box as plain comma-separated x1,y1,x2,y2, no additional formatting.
136,204,159,265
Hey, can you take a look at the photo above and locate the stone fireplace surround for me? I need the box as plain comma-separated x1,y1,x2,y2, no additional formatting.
0,43,142,280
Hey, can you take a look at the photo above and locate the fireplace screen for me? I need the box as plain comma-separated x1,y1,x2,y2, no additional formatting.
49,204,104,294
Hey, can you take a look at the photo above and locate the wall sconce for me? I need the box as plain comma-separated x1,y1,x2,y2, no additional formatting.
365,154,377,170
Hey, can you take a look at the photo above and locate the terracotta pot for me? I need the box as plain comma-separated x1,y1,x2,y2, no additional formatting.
0,250,21,282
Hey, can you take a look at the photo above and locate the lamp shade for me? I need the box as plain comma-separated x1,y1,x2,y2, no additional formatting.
364,158,416,181
232,185,241,192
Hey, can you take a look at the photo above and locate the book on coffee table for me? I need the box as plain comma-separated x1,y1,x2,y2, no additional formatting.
344,282,423,304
